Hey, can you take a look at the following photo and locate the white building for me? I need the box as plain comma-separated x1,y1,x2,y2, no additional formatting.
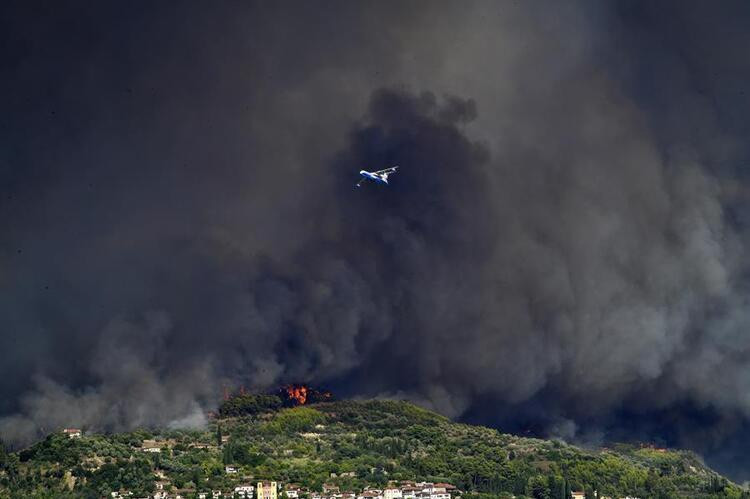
63,428,82,438
141,440,162,453
285,487,301,498
432,485,454,493
426,487,449,499
225,466,238,474
401,488,418,499
384,488,402,499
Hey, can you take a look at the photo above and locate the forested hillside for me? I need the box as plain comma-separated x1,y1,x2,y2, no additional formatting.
0,398,746,498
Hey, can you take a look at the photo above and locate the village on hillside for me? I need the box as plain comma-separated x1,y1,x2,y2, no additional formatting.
109,478,461,499
57,415,648,499
62,426,470,499
107,475,639,499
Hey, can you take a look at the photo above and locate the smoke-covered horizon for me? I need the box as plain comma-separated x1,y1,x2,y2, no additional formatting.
3,0,750,482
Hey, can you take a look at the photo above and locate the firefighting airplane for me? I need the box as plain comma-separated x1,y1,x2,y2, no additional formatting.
356,166,399,187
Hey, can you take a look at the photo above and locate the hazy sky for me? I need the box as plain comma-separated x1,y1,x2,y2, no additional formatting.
2,0,750,481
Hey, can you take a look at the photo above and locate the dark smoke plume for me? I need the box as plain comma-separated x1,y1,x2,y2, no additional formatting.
2,0,750,482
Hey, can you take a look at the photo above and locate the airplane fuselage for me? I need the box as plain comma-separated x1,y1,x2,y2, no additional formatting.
359,170,389,184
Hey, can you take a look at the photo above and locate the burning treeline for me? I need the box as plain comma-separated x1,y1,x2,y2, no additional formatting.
217,384,334,418
278,384,334,406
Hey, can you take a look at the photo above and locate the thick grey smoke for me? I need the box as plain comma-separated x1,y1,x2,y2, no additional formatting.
2,0,750,481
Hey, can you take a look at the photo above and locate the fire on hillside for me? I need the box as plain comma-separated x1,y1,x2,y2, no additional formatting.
277,384,334,406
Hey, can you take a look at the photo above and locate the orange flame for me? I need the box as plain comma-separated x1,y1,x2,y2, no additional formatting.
286,385,308,405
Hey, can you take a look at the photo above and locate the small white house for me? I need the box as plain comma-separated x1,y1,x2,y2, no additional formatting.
225,466,238,474
63,428,82,438
384,489,402,499
401,487,418,499
141,440,162,453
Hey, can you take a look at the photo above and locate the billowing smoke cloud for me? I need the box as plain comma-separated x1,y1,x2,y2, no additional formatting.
2,0,750,482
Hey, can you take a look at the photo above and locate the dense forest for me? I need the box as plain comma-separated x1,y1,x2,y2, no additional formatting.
0,397,747,498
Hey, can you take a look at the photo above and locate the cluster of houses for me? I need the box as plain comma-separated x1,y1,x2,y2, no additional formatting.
110,481,273,499
569,494,641,499
301,481,457,499
108,480,646,499
108,480,461,499
59,431,638,499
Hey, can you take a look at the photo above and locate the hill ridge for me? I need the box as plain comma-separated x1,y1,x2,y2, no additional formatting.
0,398,746,499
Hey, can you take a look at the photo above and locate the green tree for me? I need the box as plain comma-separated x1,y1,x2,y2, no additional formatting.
222,442,235,465
527,475,550,499
218,394,283,417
